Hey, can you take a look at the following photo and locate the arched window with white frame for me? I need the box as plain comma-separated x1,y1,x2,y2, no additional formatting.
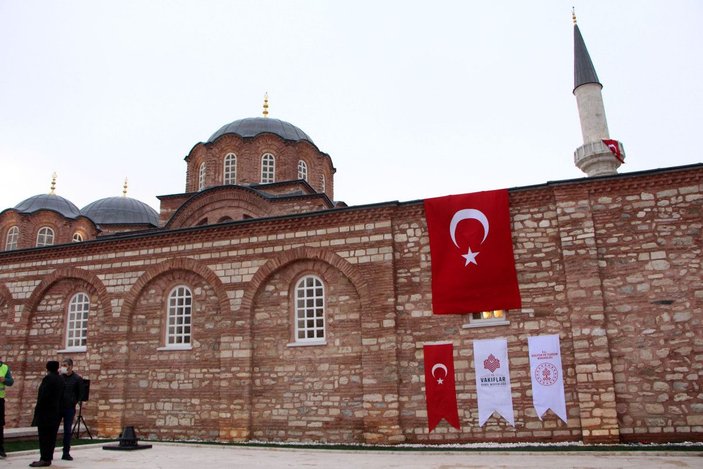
66,292,89,350
297,160,308,181
5,226,19,250
36,227,54,247
321,174,326,193
72,232,83,243
223,153,237,185
166,286,192,347
198,162,206,191
261,153,275,183
294,275,325,343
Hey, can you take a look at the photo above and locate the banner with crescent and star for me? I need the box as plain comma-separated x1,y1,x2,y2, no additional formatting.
424,189,521,314
473,338,515,427
423,342,460,432
528,334,568,423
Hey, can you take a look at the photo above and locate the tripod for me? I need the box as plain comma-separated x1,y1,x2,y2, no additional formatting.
71,401,93,440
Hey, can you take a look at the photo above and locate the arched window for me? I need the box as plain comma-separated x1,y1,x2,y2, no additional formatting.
66,292,89,350
294,275,325,343
198,162,206,191
321,174,326,193
72,232,83,243
261,153,275,183
223,153,237,185
36,227,54,247
5,226,19,250
297,160,308,181
167,286,192,347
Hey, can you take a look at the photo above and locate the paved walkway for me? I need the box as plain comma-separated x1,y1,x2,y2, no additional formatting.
1,443,702,468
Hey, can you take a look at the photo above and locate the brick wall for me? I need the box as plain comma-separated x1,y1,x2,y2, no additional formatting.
0,165,700,445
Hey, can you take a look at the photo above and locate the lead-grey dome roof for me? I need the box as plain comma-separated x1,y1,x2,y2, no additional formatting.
81,197,159,226
14,193,81,219
207,117,314,145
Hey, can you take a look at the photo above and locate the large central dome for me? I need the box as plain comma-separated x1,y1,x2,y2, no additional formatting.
207,117,314,145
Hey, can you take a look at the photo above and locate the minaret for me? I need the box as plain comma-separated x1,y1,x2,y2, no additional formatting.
572,11,624,176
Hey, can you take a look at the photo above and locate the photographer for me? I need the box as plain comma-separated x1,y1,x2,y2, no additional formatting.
59,358,83,461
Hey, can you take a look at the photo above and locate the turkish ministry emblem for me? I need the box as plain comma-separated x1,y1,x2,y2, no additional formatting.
528,335,568,423
423,342,460,432
424,189,522,314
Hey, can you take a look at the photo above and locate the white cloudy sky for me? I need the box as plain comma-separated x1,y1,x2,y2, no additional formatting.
0,1,701,212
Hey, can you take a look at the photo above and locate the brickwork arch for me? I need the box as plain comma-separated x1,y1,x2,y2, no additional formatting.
121,256,230,318
24,266,111,318
239,246,369,316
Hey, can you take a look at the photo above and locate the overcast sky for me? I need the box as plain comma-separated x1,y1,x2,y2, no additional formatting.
1,1,701,212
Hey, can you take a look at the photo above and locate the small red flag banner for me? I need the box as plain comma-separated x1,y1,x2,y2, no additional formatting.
423,342,460,432
602,139,624,163
424,189,521,314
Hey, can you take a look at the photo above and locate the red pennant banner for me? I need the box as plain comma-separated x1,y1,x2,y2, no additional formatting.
424,189,521,314
423,342,460,432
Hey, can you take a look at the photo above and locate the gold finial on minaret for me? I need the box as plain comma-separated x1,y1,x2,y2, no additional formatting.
123,178,128,197
50,172,57,194
263,92,269,118
572,7,577,24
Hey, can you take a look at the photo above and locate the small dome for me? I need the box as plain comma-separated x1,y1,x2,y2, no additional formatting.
15,193,81,219
207,117,314,145
82,197,159,226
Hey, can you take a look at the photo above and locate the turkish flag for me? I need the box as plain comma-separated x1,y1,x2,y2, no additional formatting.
602,139,624,163
423,342,460,432
424,189,521,314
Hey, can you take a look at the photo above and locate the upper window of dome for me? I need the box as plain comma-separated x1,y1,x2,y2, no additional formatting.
298,160,308,182
5,226,19,251
36,226,54,247
261,153,275,183
198,163,206,191
224,153,236,185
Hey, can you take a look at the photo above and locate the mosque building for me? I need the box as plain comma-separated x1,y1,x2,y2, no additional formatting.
0,19,700,445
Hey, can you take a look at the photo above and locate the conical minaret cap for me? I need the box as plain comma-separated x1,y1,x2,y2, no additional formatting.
573,24,601,92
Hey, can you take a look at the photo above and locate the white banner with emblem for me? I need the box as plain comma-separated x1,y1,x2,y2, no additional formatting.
473,338,514,426
528,334,567,423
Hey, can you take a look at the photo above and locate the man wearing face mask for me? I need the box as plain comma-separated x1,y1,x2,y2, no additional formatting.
58,358,83,461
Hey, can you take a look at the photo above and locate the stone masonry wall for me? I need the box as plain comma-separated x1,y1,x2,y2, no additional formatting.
0,166,700,445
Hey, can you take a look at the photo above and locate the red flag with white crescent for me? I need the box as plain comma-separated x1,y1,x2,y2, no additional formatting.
424,189,521,314
602,139,624,163
423,342,460,432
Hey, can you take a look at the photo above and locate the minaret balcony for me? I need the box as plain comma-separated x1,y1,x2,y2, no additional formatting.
574,140,625,177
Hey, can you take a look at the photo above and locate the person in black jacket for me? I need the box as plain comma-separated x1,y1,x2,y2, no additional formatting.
59,358,83,461
30,361,64,467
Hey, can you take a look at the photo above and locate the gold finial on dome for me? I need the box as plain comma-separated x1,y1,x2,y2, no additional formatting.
123,177,128,197
263,92,269,118
572,7,577,24
50,172,57,194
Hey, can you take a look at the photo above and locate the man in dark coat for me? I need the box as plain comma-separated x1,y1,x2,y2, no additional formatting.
59,358,83,461
30,361,64,467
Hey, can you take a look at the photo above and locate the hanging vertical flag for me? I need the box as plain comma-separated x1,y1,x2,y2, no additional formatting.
473,338,515,426
602,139,624,163
528,335,568,423
423,342,460,432
424,189,521,314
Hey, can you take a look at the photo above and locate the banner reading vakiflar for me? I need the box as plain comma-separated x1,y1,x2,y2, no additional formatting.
473,338,514,426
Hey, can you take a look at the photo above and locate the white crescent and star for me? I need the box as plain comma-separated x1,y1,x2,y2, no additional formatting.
431,363,448,384
449,208,490,267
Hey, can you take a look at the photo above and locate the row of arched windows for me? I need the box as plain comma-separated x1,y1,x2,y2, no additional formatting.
56,275,326,351
3,226,84,251
196,153,312,191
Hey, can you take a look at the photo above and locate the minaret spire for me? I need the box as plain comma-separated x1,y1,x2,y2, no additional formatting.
572,14,624,177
